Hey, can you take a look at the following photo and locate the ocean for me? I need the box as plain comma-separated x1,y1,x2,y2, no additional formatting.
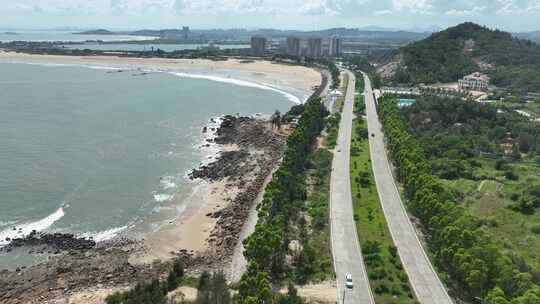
0,62,297,266
0,30,152,43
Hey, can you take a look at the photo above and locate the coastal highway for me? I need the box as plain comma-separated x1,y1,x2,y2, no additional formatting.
329,70,375,304
363,72,454,304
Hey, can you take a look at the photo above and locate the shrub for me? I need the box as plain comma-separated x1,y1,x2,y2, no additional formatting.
530,225,540,234
391,285,402,296
351,146,360,156
375,283,390,294
505,170,519,181
362,240,381,255
495,159,508,171
388,245,398,258
358,171,371,188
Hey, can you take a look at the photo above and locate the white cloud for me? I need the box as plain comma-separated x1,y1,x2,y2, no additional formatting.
392,0,433,13
1,0,540,30
496,0,540,15
299,0,340,15
374,9,393,15
445,5,486,16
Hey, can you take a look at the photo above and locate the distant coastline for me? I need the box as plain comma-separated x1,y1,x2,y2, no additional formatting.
0,51,320,102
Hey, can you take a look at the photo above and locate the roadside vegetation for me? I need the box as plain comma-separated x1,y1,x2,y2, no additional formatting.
350,90,417,303
378,94,540,303
238,96,332,302
324,72,347,148
345,56,382,89
105,259,191,304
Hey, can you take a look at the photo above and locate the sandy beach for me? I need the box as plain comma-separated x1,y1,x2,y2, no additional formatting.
0,51,321,98
130,179,238,265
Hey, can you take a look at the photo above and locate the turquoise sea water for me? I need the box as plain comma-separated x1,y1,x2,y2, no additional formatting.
0,62,295,251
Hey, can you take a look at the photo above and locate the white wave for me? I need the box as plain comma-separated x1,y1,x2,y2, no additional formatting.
2,61,123,71
3,61,304,104
160,176,177,190
151,205,175,214
153,193,174,202
0,206,65,247
168,71,302,104
83,226,128,243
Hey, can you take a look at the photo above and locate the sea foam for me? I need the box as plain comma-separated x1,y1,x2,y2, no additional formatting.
153,193,174,203
0,206,65,247
168,71,302,104
82,225,128,243
160,176,177,190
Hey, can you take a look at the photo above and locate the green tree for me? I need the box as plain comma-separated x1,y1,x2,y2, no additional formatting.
238,262,274,304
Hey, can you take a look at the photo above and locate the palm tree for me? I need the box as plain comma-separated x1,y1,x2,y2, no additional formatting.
271,110,282,130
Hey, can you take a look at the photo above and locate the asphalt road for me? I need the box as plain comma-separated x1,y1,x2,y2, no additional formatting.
362,72,454,304
329,70,375,304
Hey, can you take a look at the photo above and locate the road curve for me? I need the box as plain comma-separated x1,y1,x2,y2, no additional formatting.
329,70,375,304
362,73,454,304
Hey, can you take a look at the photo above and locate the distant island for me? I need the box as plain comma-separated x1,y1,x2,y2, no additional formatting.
74,29,115,35
3,32,18,35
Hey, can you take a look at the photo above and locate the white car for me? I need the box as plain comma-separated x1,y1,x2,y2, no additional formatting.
345,273,354,289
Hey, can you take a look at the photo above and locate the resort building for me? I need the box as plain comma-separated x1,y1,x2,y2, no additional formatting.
182,26,190,40
307,37,323,58
458,72,490,91
286,37,301,57
328,36,343,57
250,36,267,56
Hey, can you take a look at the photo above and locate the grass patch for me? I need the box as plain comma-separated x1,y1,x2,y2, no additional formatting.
350,117,417,304
439,157,540,272
304,148,335,282
324,73,348,149
324,113,340,149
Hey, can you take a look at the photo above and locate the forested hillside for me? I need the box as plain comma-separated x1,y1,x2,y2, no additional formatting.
389,22,540,93
378,95,540,303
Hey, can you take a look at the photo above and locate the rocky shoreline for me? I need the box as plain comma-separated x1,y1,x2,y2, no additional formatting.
190,115,287,270
0,231,96,255
0,114,288,303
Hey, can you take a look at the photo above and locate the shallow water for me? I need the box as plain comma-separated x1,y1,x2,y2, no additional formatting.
0,62,295,267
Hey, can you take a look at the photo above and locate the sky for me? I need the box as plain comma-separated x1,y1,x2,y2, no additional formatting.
0,0,539,32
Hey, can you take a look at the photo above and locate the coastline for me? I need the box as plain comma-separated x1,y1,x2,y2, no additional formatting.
0,52,322,303
0,51,321,102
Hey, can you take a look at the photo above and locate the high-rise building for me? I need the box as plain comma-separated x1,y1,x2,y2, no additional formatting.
286,37,301,57
307,37,323,58
329,36,343,57
250,36,267,56
182,26,190,40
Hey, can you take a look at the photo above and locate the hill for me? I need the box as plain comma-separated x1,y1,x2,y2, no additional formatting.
515,31,540,43
380,22,540,93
